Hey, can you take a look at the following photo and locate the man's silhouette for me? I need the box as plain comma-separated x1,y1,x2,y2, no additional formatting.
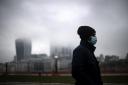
72,26,103,85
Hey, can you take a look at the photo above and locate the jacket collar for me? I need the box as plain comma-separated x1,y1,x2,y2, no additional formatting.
80,40,96,52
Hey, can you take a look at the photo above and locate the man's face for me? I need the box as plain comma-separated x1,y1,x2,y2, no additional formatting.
88,32,96,39
88,33,97,45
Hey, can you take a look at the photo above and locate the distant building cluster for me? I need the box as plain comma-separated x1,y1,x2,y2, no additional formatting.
96,54,120,63
50,44,73,72
0,38,128,74
96,54,128,73
0,38,73,73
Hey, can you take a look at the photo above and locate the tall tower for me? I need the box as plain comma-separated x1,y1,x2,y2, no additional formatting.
15,38,32,61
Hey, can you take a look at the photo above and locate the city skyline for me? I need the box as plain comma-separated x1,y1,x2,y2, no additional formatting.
0,0,128,63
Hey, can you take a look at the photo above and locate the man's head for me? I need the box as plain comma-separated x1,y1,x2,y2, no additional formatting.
77,26,97,45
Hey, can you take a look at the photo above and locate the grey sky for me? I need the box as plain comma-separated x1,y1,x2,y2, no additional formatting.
0,0,128,63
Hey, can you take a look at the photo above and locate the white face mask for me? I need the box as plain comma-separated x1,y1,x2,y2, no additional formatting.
88,36,97,45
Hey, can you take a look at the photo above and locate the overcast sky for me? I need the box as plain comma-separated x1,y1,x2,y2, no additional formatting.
0,0,128,63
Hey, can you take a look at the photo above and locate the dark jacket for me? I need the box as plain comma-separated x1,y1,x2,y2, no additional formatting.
72,40,103,85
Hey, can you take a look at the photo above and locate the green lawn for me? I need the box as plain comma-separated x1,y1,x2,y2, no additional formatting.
0,75,128,84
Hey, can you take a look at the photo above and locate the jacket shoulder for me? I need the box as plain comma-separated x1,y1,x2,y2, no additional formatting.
73,45,90,60
73,45,88,54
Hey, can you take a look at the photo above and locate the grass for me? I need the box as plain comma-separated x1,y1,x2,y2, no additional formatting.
0,75,74,83
0,75,128,84
102,75,128,84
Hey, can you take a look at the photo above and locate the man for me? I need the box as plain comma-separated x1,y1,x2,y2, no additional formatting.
72,26,103,85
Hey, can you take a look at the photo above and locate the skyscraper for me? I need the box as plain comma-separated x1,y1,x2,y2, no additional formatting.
15,38,32,61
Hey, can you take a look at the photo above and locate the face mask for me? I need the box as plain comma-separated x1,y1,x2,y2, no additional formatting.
88,36,97,45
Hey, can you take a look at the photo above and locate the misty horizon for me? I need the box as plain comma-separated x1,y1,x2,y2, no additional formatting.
0,0,128,63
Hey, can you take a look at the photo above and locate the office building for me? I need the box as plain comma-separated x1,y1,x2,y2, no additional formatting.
15,38,32,61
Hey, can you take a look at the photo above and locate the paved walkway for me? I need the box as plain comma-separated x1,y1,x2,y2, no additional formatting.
0,82,127,85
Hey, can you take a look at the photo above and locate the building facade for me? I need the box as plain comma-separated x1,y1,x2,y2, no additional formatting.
50,44,73,72
15,38,32,61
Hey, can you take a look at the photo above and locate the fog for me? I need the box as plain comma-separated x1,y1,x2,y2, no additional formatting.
0,0,128,63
